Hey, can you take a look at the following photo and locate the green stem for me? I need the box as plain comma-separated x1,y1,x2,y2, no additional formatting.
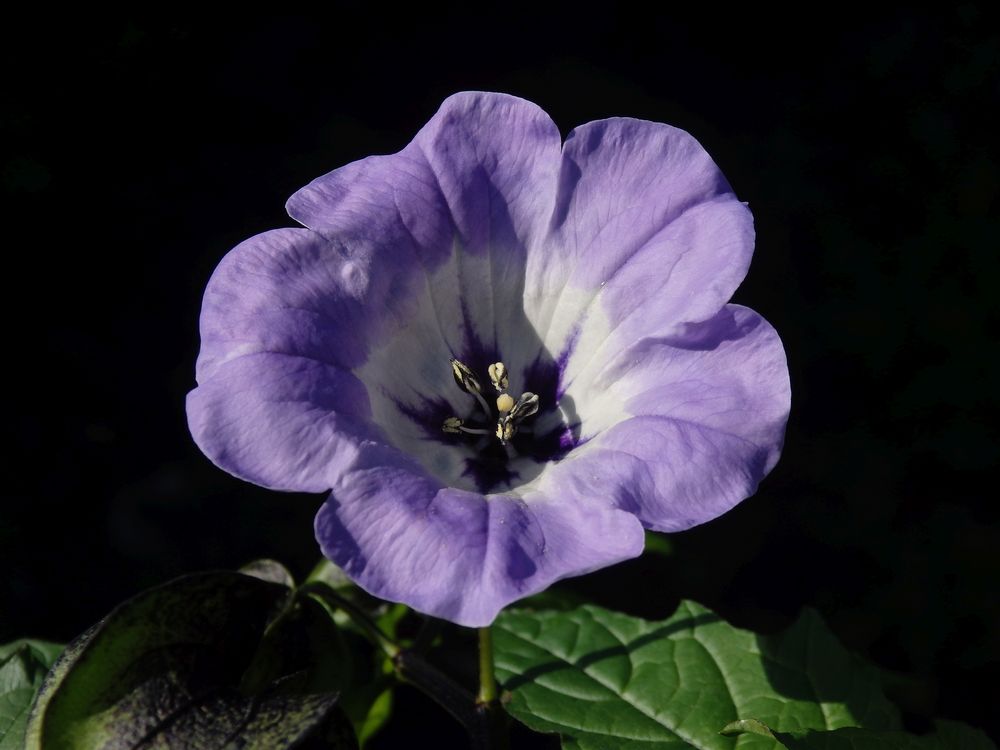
474,626,508,750
476,627,497,705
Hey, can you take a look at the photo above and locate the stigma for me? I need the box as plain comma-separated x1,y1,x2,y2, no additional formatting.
442,359,538,446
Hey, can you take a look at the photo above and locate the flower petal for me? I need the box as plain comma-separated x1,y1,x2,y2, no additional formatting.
287,91,562,362
187,351,379,493
528,118,753,370
546,306,790,531
195,226,430,381
315,470,645,626
285,151,454,274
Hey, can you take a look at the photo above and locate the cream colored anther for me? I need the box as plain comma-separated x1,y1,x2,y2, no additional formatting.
488,362,509,391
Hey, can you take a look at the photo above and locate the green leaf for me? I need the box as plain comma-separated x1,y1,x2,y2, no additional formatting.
239,558,297,588
354,674,394,748
307,559,356,591
731,720,997,749
0,640,62,666
721,719,776,738
494,601,901,750
25,571,356,750
518,586,590,613
767,726,942,749
0,640,63,750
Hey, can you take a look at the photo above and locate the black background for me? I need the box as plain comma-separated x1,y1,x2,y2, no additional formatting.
3,7,998,745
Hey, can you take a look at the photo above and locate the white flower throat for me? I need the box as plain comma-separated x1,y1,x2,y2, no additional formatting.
443,359,539,446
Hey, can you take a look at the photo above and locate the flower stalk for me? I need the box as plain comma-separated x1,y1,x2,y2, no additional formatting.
476,626,497,705
475,625,508,749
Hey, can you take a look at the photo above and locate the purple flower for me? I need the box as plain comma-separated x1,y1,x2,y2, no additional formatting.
187,92,790,626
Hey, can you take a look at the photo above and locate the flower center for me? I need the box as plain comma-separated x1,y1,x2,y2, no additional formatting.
442,359,539,448
383,347,577,493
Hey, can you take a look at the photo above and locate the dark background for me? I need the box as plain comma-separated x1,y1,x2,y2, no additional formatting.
3,6,998,745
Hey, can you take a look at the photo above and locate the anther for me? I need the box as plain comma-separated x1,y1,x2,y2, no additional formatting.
450,359,482,395
488,362,508,392
442,417,463,434
450,357,493,418
496,419,516,444
508,392,539,423
495,393,539,445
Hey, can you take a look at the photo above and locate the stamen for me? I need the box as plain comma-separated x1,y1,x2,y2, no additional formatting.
450,357,493,419
450,358,482,395
459,425,493,436
443,416,492,436
493,392,539,445
488,362,508,391
471,390,493,419
496,420,516,443
507,392,539,423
